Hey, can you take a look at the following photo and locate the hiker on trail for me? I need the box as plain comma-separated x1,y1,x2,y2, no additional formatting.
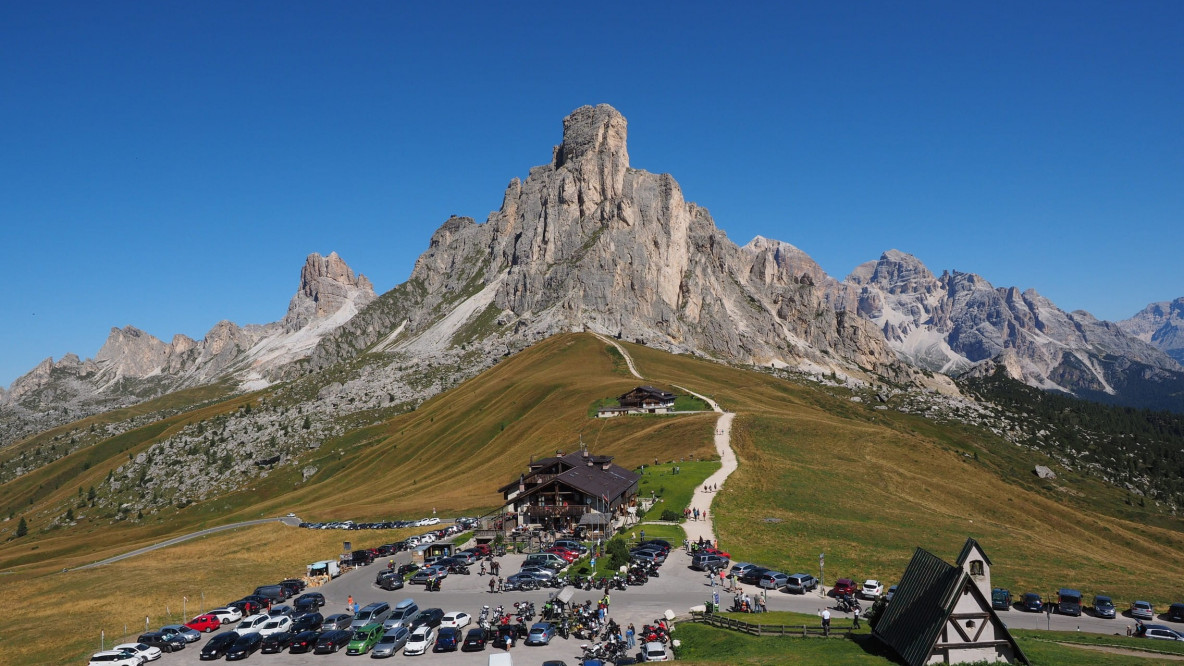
853,605,861,629
822,608,831,636
480,561,486,575
347,595,353,613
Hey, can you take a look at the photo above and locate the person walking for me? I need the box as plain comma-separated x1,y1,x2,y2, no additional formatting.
821,608,831,636
626,623,636,649
489,577,497,593
347,595,354,613
709,571,716,587
853,605,861,629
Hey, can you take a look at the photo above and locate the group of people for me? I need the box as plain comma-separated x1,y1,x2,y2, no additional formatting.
732,590,768,613
702,483,718,492
683,506,708,521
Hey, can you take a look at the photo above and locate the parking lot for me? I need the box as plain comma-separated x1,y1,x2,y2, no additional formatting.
117,532,1184,666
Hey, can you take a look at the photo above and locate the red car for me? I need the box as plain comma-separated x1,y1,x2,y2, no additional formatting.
832,578,858,597
186,614,221,633
703,546,730,559
546,548,579,562
470,544,491,557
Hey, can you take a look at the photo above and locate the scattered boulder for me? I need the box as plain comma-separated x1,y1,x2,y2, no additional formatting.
1034,465,1057,480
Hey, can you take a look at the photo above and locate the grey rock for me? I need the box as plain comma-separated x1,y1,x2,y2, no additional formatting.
1119,297,1184,365
1034,465,1057,480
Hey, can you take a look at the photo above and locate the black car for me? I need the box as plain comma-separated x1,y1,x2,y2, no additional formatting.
1169,603,1184,622
200,632,239,660
462,627,487,651
229,599,265,617
226,631,264,660
243,594,274,608
287,630,320,654
292,611,324,632
280,579,305,594
397,563,420,576
380,575,405,591
136,631,185,653
640,538,673,550
294,592,325,611
434,627,462,652
313,629,352,654
409,608,445,631
740,567,771,585
260,630,295,654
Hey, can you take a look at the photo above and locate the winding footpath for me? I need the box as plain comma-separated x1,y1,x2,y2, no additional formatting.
592,332,737,544
69,516,298,571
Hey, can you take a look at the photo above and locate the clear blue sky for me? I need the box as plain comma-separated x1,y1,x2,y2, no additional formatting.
3,1,1182,387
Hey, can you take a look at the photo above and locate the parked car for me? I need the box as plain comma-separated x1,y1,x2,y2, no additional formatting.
526,622,557,645
738,567,770,586
410,566,448,584
1093,595,1117,618
702,545,731,559
861,580,885,599
690,553,728,571
207,607,243,624
294,592,325,612
257,615,293,637
291,611,323,633
760,571,789,590
1168,603,1184,622
520,566,556,580
229,599,265,617
199,631,239,660
729,562,759,578
323,613,355,630
505,572,545,590
1021,593,1043,612
409,608,444,631
462,627,488,651
433,626,462,652
347,622,385,655
886,585,898,602
554,539,589,554
992,588,1012,611
254,584,288,603
643,640,669,661
440,611,472,628
88,650,140,666
383,599,421,630
1138,623,1184,640
378,571,405,591
113,643,162,662
832,579,858,597
1056,589,1083,616
403,626,436,656
237,613,271,632
225,631,264,661
1132,601,1155,620
267,604,294,617
280,578,306,592
286,630,320,654
631,550,665,566
186,614,223,633
352,602,393,629
159,625,201,643
371,627,411,658
313,629,352,654
135,632,185,653
785,573,818,594
260,631,295,654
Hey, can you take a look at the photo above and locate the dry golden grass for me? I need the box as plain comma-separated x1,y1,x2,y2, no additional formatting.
1,522,419,666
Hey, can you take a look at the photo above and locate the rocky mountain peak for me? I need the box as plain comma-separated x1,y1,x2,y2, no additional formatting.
94,325,171,378
863,250,937,292
283,252,376,332
554,104,629,169
1120,296,1184,364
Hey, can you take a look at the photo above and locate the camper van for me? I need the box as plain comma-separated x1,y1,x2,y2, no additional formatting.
307,560,341,579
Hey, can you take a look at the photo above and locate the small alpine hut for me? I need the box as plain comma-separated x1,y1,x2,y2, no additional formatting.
597,385,677,417
873,538,1028,666
497,447,640,532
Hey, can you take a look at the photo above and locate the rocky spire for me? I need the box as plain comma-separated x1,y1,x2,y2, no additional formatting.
282,252,376,332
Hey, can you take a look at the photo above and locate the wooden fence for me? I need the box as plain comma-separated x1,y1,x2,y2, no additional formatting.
688,611,853,638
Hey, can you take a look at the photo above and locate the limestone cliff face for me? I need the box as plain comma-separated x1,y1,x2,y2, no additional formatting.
360,104,913,384
283,251,375,332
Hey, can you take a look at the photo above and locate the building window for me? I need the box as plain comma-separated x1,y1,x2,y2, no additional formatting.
969,560,984,576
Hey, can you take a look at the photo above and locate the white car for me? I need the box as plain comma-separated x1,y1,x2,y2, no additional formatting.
440,611,471,629
643,641,669,661
257,615,293,636
403,625,435,656
861,579,884,599
207,607,243,624
238,613,271,631
423,517,441,525
88,651,142,666
112,643,160,663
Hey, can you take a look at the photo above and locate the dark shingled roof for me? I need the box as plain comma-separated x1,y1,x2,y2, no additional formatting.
874,540,1028,666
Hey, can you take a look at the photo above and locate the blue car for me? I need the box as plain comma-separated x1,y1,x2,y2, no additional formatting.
527,622,557,646
433,627,461,652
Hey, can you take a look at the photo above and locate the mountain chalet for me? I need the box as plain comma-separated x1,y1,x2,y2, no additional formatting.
497,449,640,532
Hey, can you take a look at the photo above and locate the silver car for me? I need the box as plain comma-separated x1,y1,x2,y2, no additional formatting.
370,627,411,658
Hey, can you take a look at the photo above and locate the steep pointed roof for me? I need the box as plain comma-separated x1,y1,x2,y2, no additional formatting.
955,537,992,567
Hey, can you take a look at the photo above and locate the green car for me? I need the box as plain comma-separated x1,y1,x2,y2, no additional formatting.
346,623,383,655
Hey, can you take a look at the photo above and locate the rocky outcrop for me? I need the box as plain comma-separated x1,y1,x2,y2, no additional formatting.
283,251,375,332
1120,297,1184,365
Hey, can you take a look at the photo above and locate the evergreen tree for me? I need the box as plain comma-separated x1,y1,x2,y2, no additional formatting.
15,517,28,538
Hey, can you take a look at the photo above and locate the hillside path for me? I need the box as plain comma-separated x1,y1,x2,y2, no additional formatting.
70,516,297,571
592,332,643,380
673,385,736,546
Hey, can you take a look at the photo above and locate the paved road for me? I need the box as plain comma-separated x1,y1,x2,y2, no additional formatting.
71,516,299,571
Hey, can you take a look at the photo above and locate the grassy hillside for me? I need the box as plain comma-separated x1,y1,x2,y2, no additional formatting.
619,340,1184,607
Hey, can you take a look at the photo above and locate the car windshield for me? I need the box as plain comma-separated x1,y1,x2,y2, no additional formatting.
1136,602,1152,608
353,630,370,640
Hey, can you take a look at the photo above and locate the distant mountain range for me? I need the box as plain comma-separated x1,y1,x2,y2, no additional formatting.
3,104,1182,448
